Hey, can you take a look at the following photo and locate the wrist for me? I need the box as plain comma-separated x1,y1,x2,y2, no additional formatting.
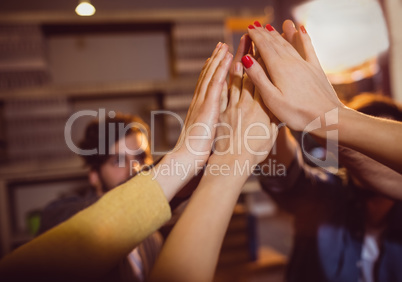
199,162,247,196
307,105,349,140
152,152,207,201
207,154,255,180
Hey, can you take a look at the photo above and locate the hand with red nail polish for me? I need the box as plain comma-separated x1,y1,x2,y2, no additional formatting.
244,19,402,174
244,19,344,135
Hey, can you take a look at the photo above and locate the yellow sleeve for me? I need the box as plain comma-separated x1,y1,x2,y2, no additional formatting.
0,172,171,280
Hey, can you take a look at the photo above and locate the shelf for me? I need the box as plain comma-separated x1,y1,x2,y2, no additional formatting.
0,156,87,183
0,9,237,25
0,77,198,101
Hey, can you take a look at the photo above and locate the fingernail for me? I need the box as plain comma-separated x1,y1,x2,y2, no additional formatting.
300,25,307,34
248,25,255,29
254,21,262,27
235,62,242,72
217,43,226,53
265,24,274,32
216,42,222,48
241,55,253,69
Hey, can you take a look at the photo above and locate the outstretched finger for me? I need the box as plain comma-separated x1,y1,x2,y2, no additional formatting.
239,73,254,104
253,60,278,124
197,43,230,102
246,24,288,78
241,55,283,116
194,42,222,95
229,34,251,89
282,19,298,52
186,43,226,125
248,21,304,76
253,58,264,105
205,52,233,109
297,25,322,69
228,62,243,107
220,81,229,113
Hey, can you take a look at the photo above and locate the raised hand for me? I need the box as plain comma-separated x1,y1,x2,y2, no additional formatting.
154,43,233,200
242,21,344,136
243,20,402,175
212,61,278,171
150,61,278,282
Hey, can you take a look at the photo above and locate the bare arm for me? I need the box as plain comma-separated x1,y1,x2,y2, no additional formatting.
337,107,402,174
339,145,402,200
150,65,278,282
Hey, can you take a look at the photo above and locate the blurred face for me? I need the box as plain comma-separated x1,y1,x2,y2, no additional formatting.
91,132,153,194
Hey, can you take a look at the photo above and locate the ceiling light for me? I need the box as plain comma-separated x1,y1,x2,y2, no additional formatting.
75,0,96,17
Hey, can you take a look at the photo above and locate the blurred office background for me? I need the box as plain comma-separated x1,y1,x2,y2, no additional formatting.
0,1,401,281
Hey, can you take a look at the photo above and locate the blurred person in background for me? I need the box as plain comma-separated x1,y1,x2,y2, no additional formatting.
259,93,402,282
38,113,190,282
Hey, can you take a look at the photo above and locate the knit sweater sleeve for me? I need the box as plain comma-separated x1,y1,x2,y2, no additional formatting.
0,172,172,281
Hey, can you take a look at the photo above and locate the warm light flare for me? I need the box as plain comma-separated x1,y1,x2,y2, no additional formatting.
75,1,96,17
293,0,389,77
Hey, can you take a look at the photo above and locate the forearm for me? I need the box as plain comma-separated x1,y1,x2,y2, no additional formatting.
0,173,171,281
339,146,402,200
150,158,248,282
338,107,402,174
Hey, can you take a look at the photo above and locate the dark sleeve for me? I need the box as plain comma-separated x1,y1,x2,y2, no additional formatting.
259,150,344,214
37,195,99,235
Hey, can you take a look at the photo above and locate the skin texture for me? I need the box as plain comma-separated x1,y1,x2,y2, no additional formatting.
339,145,402,200
153,42,234,201
243,20,402,174
149,41,277,282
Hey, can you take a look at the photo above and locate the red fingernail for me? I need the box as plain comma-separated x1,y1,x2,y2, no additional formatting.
300,25,307,34
254,21,262,27
241,55,253,69
248,25,255,29
265,24,274,31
